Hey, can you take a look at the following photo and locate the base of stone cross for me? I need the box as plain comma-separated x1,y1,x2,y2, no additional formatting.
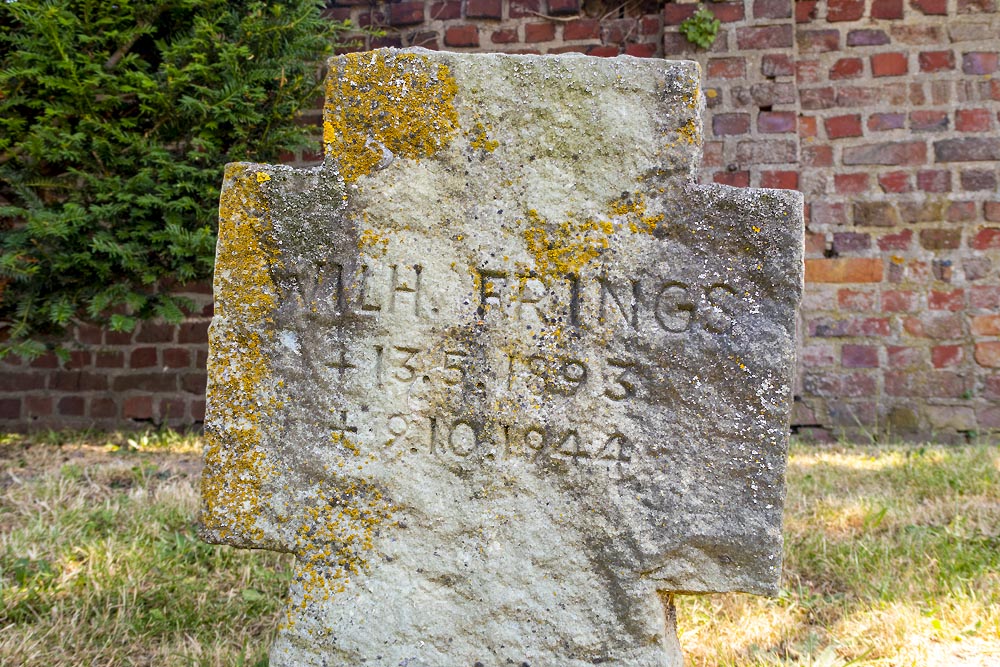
269,591,684,666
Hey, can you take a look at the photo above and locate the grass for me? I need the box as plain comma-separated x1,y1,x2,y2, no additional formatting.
0,431,997,666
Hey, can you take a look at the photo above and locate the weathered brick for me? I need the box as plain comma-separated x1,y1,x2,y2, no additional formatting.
911,0,947,14
885,371,964,398
713,170,750,187
904,313,963,339
971,315,1000,335
838,288,878,311
830,58,864,80
910,110,949,132
123,396,154,420
961,170,998,191
883,290,918,312
872,53,908,77
709,3,746,22
761,54,794,78
797,29,839,53
757,111,796,133
760,170,799,189
842,345,879,368
826,114,863,139
91,397,117,419
833,231,871,253
986,202,1000,222
547,0,580,14
430,1,463,20
970,228,1000,250
964,257,992,281
934,138,1000,162
797,0,818,21
465,0,502,18
800,87,836,110
444,25,479,47
878,171,912,193
846,29,890,46
25,396,53,417
387,2,424,25
917,169,951,192
754,0,792,18
159,398,187,422
963,52,1000,75
878,228,913,250
563,18,599,40
712,113,750,136
887,345,924,367
805,258,883,283
587,45,621,58
975,342,1000,368
663,3,697,24
919,50,955,73
871,0,904,18
854,201,901,227
735,139,797,163
958,0,997,12
707,57,746,79
524,22,555,42
810,201,848,224
799,116,818,138
163,348,192,369
178,320,210,344
867,113,906,132
490,28,518,44
801,344,837,366
624,42,658,58
827,0,865,20
929,289,964,311
919,228,962,250
947,201,977,222
956,108,992,132
931,345,964,368
843,141,927,165
835,173,869,194
737,24,793,49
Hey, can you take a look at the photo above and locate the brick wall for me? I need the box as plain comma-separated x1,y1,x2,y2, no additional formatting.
2,0,998,439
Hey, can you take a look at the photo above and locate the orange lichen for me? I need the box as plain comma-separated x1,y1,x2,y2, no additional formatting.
324,51,459,182
467,120,499,152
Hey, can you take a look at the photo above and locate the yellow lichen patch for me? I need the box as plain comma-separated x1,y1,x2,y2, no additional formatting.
324,51,459,182
467,120,499,152
523,209,611,279
201,164,281,544
358,228,389,257
609,192,664,234
676,118,700,145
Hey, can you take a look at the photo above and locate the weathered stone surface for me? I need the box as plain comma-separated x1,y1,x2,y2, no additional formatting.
201,48,803,667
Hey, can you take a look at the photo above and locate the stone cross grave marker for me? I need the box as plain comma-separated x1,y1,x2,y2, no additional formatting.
201,48,804,666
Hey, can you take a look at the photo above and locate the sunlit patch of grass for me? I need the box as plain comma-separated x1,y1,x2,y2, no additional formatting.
0,432,290,666
678,442,1000,667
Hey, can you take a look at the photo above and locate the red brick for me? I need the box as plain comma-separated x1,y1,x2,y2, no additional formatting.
640,16,661,35
430,1,463,20
192,400,207,422
971,228,1000,250
714,171,750,187
387,2,424,25
710,2,746,22
929,289,964,311
0,398,21,419
962,170,997,191
130,347,158,368
835,173,870,194
830,57,864,79
887,345,924,367
587,45,620,57
882,289,917,311
96,351,124,368
920,228,962,250
713,113,750,136
179,321,210,344
524,22,555,42
737,24,793,49
158,398,186,422
904,314,963,339
465,0,502,18
182,372,208,394
57,396,85,417
801,344,837,366
871,0,904,17
76,324,103,345
91,398,117,419
797,29,840,53
971,315,1000,335
872,52,908,77
868,112,906,131
663,3,697,24
825,114,863,139
762,54,794,78
963,52,1000,75
810,201,848,225
444,25,479,47
916,169,951,192
878,171,912,193
25,396,53,417
984,202,1000,222
163,348,192,369
843,345,879,368
624,43,657,58
958,0,997,11
970,285,1000,308
805,258,883,283
797,0,818,21
838,289,878,311
910,110,949,132
931,345,963,368
112,373,177,392
760,170,799,189
919,50,955,73
491,28,518,44
563,18,599,40
754,0,792,17
948,201,977,221
803,145,834,167
707,57,746,79
757,111,796,134
842,141,927,165
547,0,579,14
603,18,637,44
123,396,154,420
800,87,836,110
956,108,992,132
828,0,865,20
51,371,108,392
911,0,947,14
833,232,871,253
799,116,818,138
975,342,1000,368
878,229,913,250
885,370,964,398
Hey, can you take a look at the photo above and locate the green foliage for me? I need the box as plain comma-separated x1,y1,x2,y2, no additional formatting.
679,7,721,49
0,0,354,359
